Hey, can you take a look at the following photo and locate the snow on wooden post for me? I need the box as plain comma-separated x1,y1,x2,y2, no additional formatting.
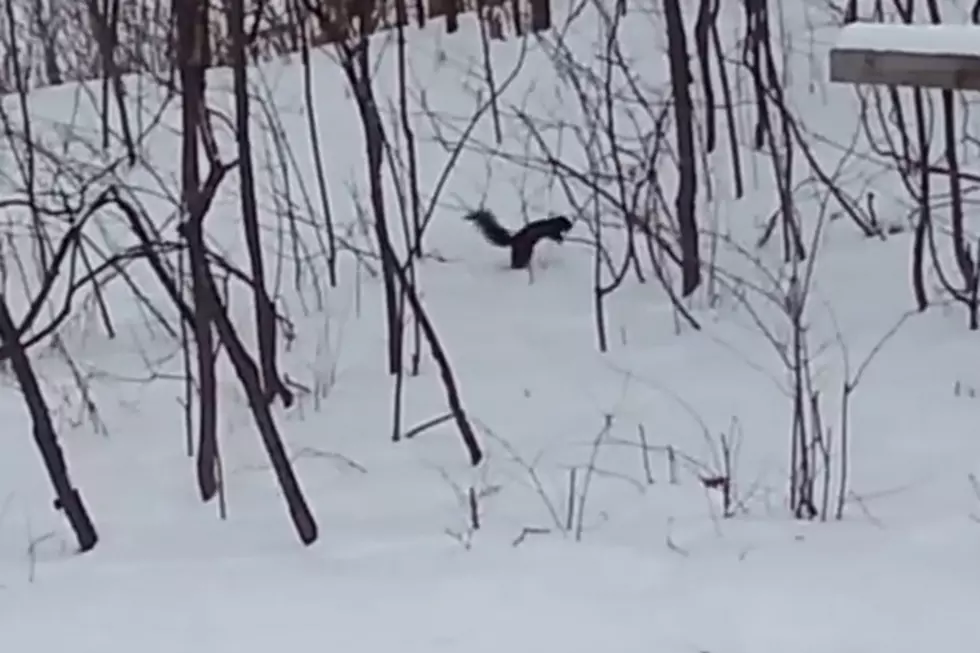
830,23,980,91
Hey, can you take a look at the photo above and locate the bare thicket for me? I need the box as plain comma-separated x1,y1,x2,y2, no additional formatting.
1,0,974,553
0,0,330,547
428,0,967,521
0,0,509,549
849,0,980,329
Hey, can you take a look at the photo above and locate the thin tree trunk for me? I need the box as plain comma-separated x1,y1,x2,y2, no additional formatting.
661,0,701,296
175,0,219,502
227,0,293,407
0,296,97,552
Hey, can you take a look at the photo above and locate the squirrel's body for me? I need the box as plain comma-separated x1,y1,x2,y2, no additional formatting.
464,209,572,269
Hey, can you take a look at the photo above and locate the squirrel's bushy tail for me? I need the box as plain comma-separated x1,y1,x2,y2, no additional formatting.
464,209,513,247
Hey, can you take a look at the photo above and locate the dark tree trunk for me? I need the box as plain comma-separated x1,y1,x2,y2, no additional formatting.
0,297,97,552
661,0,701,296
174,0,220,502
228,0,293,407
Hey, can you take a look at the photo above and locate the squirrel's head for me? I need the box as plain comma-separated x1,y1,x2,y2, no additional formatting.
552,216,573,240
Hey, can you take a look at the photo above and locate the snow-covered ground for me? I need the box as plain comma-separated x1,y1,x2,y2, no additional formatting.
1,2,980,651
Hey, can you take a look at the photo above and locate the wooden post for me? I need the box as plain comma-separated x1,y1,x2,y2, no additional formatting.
830,23,980,91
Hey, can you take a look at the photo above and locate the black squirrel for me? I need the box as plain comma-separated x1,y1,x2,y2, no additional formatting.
464,209,573,269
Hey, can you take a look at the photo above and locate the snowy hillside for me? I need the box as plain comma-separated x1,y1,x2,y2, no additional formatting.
1,0,979,651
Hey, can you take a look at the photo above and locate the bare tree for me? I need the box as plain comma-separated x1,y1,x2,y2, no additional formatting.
662,0,700,296
303,0,483,465
0,295,98,552
226,0,294,407
168,0,319,544
173,0,220,503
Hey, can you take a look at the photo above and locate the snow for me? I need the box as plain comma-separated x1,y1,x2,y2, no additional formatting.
836,22,980,57
1,1,980,652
